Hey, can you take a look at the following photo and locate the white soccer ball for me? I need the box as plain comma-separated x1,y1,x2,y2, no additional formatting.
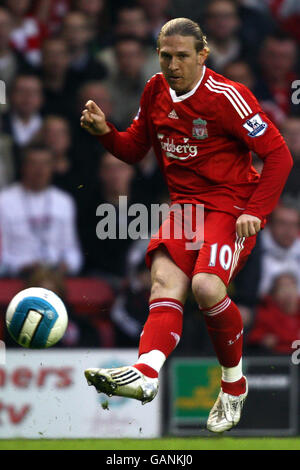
6,287,68,348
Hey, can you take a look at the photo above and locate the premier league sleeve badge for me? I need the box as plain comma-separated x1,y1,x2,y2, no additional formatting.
242,113,268,137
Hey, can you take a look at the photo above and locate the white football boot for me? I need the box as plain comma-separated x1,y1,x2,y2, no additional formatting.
84,366,159,405
207,377,248,433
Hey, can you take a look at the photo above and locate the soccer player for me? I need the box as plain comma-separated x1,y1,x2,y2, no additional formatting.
80,18,293,432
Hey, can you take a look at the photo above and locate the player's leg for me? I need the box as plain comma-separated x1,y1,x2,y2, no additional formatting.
192,211,256,432
192,272,245,384
133,246,190,377
192,272,248,431
85,246,191,404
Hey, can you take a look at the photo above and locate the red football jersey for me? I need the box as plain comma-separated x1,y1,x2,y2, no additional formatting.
98,66,293,222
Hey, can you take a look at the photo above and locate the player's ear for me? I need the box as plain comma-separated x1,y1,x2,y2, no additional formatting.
156,47,160,56
198,48,208,65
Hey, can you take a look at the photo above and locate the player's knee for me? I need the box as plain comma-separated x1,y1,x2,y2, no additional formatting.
150,270,188,302
150,272,168,298
192,273,226,309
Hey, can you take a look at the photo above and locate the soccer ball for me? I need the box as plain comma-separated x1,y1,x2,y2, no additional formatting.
6,287,68,348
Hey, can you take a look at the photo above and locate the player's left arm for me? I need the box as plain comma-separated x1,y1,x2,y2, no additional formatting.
219,83,293,237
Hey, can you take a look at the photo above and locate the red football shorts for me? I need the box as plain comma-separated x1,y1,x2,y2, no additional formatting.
146,205,257,286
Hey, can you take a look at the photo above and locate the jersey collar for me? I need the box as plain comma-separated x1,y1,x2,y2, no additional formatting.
169,66,206,103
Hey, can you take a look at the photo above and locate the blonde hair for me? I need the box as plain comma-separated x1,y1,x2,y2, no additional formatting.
157,18,210,55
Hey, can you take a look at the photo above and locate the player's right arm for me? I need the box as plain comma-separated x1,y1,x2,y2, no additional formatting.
217,81,293,233
80,80,152,164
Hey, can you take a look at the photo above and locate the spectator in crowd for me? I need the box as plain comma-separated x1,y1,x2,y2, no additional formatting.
62,11,107,91
73,0,105,23
0,144,83,277
1,74,43,148
38,37,75,119
113,3,151,42
0,7,33,90
255,31,299,126
223,60,255,90
72,81,115,187
281,116,300,199
236,0,275,59
24,265,100,348
4,0,48,66
31,0,71,35
73,0,111,49
97,4,159,82
131,149,169,208
137,0,171,44
79,152,136,285
204,0,244,73
37,115,78,194
266,0,300,43
233,200,300,324
106,36,147,128
258,202,300,296
246,273,300,355
237,0,267,11
168,0,205,21
0,133,15,188
110,239,150,347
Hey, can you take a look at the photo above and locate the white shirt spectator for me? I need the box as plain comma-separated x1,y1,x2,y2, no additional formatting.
259,227,300,295
11,113,43,146
0,183,82,275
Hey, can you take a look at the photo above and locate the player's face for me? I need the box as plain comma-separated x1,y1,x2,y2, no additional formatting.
158,35,206,95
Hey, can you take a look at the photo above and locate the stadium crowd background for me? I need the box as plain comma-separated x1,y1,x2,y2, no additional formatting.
0,0,299,356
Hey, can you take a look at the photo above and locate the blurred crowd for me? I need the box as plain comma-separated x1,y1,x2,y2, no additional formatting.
0,0,300,355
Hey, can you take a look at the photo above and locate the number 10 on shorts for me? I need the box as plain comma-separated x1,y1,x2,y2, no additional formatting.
209,243,233,271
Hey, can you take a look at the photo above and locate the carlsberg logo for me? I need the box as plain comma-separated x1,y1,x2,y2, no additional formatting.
159,137,198,160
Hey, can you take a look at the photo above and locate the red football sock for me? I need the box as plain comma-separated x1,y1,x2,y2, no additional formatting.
133,298,184,378
133,363,158,378
202,296,244,368
221,376,246,396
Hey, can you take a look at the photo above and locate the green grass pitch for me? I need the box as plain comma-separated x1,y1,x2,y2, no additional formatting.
0,437,300,450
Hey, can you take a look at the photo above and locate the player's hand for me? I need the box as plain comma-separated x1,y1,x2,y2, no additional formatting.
236,214,261,238
80,100,111,136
